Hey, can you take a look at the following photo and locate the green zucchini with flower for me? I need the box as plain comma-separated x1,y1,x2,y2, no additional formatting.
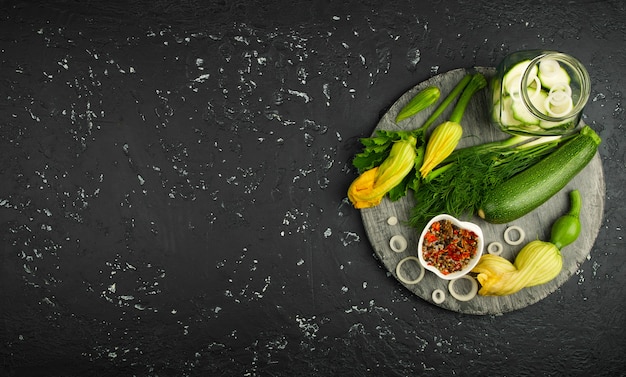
472,190,582,296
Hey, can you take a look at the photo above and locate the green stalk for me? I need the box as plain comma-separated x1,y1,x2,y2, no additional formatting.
567,190,582,218
448,73,487,124
423,162,454,183
516,135,556,146
452,134,529,157
418,73,472,131
550,190,582,250
439,133,570,167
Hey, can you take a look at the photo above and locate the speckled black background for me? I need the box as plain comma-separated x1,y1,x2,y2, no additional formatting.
1,1,625,376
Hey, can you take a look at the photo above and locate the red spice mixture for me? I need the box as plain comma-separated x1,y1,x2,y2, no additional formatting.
422,219,479,275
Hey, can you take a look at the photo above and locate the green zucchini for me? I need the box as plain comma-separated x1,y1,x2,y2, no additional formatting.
477,126,601,224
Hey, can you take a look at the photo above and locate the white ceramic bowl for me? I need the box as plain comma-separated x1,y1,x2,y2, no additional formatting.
417,214,484,280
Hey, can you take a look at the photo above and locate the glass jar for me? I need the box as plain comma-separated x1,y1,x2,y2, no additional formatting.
490,50,590,136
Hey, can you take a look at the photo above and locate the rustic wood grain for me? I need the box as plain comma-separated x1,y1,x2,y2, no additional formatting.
360,67,605,315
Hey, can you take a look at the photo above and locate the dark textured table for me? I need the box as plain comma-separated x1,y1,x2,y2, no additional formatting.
1,1,625,376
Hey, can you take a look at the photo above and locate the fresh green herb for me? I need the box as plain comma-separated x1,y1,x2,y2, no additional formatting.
352,129,422,173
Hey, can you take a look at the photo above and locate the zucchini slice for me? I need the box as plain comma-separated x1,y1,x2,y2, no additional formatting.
502,60,537,95
511,90,549,124
511,98,539,124
498,96,523,126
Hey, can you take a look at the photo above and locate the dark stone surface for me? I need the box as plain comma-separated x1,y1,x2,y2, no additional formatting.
1,0,624,376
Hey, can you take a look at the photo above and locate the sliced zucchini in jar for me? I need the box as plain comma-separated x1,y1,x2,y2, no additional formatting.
511,90,549,124
491,98,501,123
539,119,570,129
511,98,538,124
512,124,544,133
498,96,523,126
503,60,537,95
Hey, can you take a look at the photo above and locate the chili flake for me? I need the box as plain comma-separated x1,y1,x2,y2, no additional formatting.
421,219,479,275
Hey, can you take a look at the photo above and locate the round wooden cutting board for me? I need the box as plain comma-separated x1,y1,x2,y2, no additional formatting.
359,67,605,315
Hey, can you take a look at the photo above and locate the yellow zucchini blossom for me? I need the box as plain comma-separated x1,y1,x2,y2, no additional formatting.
419,121,462,178
347,167,384,208
419,73,487,178
471,240,563,296
348,136,417,209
